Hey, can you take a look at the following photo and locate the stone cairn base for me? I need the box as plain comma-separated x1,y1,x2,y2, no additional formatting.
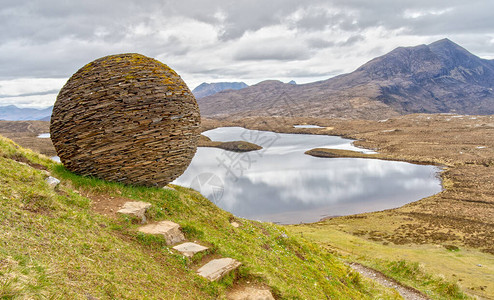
50,53,200,187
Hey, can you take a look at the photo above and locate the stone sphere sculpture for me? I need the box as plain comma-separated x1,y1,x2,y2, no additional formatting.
50,53,200,187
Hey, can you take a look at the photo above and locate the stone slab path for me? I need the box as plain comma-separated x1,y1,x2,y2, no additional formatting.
133,210,268,295
138,221,185,245
172,242,208,257
197,258,242,281
117,201,152,223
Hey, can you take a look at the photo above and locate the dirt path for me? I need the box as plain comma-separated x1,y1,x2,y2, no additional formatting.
348,263,429,300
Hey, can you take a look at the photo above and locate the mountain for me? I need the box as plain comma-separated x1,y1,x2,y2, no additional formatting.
38,115,51,121
0,105,53,121
198,39,494,119
192,82,248,98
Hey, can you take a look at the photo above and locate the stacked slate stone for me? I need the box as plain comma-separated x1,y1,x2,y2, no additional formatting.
50,53,200,187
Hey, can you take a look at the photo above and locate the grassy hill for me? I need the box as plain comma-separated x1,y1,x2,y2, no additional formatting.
0,135,403,299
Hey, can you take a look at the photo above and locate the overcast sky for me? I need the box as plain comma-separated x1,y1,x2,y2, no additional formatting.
1,0,493,108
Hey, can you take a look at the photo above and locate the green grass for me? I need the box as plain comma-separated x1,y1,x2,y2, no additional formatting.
365,260,469,299
288,223,490,299
0,135,400,299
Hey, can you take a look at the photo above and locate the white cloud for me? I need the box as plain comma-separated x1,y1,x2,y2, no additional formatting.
0,78,65,96
0,93,58,108
403,8,453,19
0,78,66,108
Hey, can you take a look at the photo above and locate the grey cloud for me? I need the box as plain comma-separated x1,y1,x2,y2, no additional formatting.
307,38,336,49
295,10,333,31
181,0,494,41
1,1,135,43
233,42,310,61
341,35,365,46
290,6,353,33
0,90,59,98
0,1,193,79
328,0,494,35
158,0,311,40
306,35,364,50
401,3,494,36
214,0,312,40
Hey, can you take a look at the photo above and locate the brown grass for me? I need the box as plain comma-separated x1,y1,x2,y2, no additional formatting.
0,121,56,156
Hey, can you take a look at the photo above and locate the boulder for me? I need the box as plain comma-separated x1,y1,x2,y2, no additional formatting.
50,53,200,187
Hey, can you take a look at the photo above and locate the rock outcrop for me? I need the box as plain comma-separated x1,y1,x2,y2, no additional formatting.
50,53,200,187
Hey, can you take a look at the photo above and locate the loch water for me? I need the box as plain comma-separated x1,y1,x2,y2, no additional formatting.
174,127,442,224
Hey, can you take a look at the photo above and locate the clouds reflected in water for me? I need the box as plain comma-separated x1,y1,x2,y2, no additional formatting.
174,128,441,224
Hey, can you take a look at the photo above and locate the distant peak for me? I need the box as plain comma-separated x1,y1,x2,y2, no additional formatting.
428,38,461,49
428,38,473,58
431,38,453,44
194,82,210,89
193,81,247,89
192,81,248,98
254,80,284,86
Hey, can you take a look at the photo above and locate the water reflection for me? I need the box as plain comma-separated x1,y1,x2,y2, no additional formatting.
175,127,442,224
38,133,50,138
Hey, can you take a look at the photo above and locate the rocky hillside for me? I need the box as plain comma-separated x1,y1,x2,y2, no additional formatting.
198,39,494,119
192,82,248,98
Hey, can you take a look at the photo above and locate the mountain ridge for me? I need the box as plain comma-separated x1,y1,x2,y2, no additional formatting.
0,105,53,121
198,39,494,119
192,81,248,98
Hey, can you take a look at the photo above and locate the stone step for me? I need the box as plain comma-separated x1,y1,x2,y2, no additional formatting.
227,287,275,300
45,176,61,188
117,201,152,223
197,258,241,281
172,242,208,257
138,221,185,245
